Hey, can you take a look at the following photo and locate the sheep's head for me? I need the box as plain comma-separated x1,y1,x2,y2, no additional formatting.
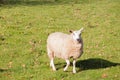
70,28,84,42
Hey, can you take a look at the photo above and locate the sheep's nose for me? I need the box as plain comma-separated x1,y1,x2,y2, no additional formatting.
77,39,80,41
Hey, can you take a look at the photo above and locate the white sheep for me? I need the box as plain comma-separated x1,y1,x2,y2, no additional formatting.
47,28,84,73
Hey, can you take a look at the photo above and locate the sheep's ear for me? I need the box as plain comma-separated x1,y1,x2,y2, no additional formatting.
79,27,84,32
69,30,73,33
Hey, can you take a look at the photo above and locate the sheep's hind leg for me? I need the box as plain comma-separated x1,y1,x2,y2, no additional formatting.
50,58,56,71
64,59,70,71
73,59,76,73
47,48,56,71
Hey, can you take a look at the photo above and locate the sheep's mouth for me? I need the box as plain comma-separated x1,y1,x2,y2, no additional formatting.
77,39,82,43
77,39,80,41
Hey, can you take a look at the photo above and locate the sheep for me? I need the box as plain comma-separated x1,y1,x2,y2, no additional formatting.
47,28,84,73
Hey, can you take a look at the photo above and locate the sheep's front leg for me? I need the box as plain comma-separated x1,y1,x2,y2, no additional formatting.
64,59,70,71
73,59,76,73
50,58,56,71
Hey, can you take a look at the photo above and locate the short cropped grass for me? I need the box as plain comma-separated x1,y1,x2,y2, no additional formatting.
0,0,120,80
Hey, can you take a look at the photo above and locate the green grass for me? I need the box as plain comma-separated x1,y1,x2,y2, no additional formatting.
0,0,120,80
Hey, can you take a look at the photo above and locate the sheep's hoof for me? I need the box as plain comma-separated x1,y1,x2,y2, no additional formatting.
64,68,67,72
73,71,76,74
53,68,56,71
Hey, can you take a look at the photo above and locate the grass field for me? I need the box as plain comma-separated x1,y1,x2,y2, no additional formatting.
0,0,120,80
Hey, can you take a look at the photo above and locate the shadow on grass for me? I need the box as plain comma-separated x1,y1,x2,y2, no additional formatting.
76,58,120,72
0,68,9,72
0,0,97,6
53,58,120,72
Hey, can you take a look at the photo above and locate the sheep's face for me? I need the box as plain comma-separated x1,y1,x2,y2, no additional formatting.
70,28,83,42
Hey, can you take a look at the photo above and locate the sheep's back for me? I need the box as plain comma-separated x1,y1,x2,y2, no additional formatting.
47,32,69,57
